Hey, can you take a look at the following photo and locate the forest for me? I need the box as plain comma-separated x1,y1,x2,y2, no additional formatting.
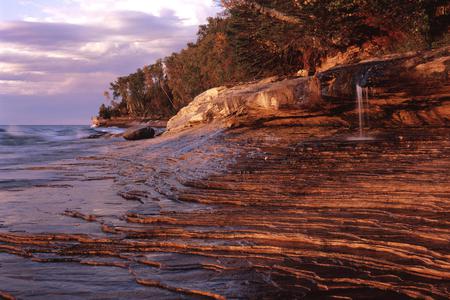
97,0,449,120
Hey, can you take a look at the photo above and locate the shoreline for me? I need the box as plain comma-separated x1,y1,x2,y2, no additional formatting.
1,124,449,299
92,117,168,128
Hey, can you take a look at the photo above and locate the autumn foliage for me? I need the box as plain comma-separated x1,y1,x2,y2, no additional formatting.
98,0,449,120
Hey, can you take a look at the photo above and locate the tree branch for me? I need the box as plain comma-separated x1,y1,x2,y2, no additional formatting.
222,0,307,25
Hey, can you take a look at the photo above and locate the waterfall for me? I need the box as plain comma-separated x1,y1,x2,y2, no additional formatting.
348,84,373,141
356,84,370,138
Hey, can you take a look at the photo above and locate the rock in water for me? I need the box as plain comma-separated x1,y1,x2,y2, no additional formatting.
86,132,108,139
123,126,155,141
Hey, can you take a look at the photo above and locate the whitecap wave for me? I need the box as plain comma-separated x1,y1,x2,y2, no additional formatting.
93,127,125,135
0,125,98,146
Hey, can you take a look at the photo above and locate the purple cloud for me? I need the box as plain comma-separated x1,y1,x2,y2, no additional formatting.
0,9,205,124
0,11,195,49
0,21,103,47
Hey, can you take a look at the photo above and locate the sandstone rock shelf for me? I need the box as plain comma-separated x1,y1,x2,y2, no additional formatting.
0,124,449,299
0,47,449,299
167,47,449,132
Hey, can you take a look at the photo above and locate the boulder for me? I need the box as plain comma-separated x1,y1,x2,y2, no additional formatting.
166,77,311,132
123,126,155,141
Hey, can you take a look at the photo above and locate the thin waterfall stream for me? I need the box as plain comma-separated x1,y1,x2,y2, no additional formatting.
349,84,373,141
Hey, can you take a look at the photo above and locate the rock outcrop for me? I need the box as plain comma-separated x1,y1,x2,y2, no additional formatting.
167,46,449,132
92,117,168,129
166,76,314,132
123,126,155,141
318,47,450,127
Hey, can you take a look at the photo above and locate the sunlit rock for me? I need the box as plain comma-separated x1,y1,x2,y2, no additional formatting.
168,46,449,133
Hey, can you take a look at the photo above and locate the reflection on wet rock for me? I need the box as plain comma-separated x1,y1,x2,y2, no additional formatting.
0,124,449,299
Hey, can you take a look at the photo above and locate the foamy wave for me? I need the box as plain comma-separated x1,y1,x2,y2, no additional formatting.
93,127,125,135
0,125,97,146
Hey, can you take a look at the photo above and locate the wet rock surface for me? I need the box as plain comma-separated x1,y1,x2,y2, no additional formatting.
1,48,449,299
0,124,449,299
123,126,156,141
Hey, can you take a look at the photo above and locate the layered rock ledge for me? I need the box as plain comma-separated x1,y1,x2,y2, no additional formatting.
167,47,449,132
0,47,449,300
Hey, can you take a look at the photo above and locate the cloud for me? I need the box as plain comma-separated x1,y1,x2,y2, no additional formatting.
0,11,193,97
0,0,220,124
0,21,102,47
0,10,196,78
32,0,221,26
0,10,195,50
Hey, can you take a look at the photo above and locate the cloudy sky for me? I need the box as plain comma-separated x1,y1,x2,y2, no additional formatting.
0,0,220,124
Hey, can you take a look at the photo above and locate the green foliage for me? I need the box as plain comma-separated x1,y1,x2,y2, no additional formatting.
165,17,248,108
98,104,111,119
226,6,306,77
106,60,176,118
224,0,446,74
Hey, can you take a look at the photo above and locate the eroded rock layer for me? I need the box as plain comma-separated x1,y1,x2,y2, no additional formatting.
167,47,449,132
1,47,449,300
0,124,449,299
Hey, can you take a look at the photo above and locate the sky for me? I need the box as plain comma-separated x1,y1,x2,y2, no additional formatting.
0,0,221,125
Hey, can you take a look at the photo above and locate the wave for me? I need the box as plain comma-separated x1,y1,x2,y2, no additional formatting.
0,125,98,146
93,126,125,135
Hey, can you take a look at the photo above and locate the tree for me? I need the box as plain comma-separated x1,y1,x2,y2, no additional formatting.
142,60,176,117
98,0,448,119
98,103,111,119
165,16,248,108
221,0,445,73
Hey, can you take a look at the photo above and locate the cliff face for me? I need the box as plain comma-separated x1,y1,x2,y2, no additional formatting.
319,47,450,127
167,47,449,132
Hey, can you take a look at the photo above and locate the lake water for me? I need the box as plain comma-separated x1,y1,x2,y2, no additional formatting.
0,125,125,164
0,125,154,299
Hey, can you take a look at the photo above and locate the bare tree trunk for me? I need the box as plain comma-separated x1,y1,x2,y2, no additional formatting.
249,2,303,24
222,0,312,25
